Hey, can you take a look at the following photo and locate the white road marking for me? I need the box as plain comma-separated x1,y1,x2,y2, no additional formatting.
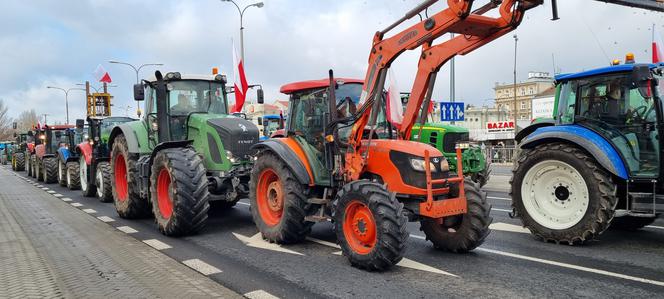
46,190,55,194
97,216,115,222
244,290,280,299
487,196,511,201
492,208,512,213
182,259,222,275
237,201,250,206
309,237,456,276
41,187,48,190
116,226,138,234
489,222,530,234
477,247,664,287
646,225,664,230
82,208,97,214
142,239,172,250
61,197,72,202
233,232,304,255
53,193,63,197
70,202,83,207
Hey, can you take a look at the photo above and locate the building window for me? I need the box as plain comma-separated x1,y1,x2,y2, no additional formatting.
528,86,534,95
520,101,526,109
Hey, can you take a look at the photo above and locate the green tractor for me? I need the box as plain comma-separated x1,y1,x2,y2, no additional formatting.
108,70,261,236
12,132,31,171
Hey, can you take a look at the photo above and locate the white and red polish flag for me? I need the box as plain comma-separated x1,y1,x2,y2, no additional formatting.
93,64,112,83
653,25,664,63
385,68,404,129
232,41,249,113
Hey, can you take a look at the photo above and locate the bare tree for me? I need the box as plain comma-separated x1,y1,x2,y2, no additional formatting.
0,99,13,141
16,109,39,132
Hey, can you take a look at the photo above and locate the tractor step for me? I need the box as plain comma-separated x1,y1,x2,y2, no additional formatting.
306,197,329,205
305,215,330,222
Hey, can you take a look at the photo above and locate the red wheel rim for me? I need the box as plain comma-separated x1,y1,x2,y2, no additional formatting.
156,168,173,219
114,154,128,201
256,169,283,227
342,201,377,255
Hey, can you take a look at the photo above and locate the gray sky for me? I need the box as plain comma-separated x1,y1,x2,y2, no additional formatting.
1,0,662,123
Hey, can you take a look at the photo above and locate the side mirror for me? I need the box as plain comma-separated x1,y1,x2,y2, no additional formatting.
257,117,263,126
133,83,145,101
75,119,85,129
257,88,264,104
632,65,654,98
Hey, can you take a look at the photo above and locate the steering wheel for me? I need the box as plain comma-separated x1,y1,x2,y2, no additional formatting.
628,105,648,123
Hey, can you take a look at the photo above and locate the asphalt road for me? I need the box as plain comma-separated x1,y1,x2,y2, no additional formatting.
7,167,664,298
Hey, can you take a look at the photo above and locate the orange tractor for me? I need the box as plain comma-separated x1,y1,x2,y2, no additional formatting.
249,0,543,270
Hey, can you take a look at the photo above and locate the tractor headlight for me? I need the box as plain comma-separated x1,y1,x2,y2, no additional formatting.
226,150,237,164
455,142,470,150
409,158,438,173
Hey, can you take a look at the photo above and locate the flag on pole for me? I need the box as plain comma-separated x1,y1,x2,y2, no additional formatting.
232,41,249,113
653,24,664,63
93,64,112,83
385,68,404,129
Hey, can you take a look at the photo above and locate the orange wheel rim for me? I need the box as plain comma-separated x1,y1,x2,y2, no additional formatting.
342,201,377,255
156,168,173,219
256,169,283,226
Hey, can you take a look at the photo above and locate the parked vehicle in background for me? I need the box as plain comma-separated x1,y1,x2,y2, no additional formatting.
34,125,75,183
257,114,284,140
55,126,84,187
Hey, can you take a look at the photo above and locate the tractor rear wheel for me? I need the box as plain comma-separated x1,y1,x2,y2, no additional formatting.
58,159,67,186
96,162,113,202
610,216,656,231
149,147,210,236
14,153,25,171
511,142,617,244
43,157,58,184
112,134,150,218
333,180,408,271
420,177,491,252
80,155,96,197
66,162,81,190
249,151,313,243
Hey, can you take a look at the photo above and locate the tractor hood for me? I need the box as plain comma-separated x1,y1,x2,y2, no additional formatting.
207,117,259,160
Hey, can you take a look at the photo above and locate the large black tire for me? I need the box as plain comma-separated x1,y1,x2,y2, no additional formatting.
610,216,657,231
511,142,617,244
36,158,43,181
420,178,491,252
80,155,96,197
66,162,81,190
333,180,408,271
43,157,58,184
149,147,210,236
96,162,113,202
470,166,491,188
111,134,150,218
14,153,25,171
249,151,313,243
57,159,67,186
26,154,32,176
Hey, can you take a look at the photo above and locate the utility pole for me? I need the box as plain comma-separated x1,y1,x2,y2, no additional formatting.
513,34,519,135
450,33,456,125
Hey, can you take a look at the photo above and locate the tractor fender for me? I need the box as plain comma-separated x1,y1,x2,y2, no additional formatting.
109,124,142,154
57,147,71,163
519,125,628,180
251,139,312,186
76,142,92,165
515,120,555,143
149,140,194,166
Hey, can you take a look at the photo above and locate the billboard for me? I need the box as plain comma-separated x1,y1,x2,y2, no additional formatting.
532,96,555,119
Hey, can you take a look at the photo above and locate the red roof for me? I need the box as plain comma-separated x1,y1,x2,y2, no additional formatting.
280,78,363,94
45,124,75,130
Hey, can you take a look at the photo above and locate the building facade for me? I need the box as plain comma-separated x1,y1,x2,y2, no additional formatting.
494,71,554,121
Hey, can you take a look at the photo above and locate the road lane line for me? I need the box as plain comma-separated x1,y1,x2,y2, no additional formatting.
53,193,63,197
82,208,97,214
244,290,280,299
234,232,304,255
489,222,530,234
142,239,172,250
487,196,511,201
492,208,512,213
46,190,55,194
237,202,250,206
97,216,115,223
182,259,222,275
476,247,664,287
116,226,138,234
70,202,83,207
61,197,72,202
646,225,664,230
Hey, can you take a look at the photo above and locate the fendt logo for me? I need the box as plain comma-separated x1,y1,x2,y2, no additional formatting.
398,30,418,45
238,123,247,132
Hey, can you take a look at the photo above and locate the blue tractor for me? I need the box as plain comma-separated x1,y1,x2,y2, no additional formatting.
512,58,664,244
257,114,284,140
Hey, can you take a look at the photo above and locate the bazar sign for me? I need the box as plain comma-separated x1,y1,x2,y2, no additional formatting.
487,121,515,132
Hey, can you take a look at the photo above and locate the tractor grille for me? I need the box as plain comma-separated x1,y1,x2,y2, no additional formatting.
442,132,469,153
207,118,259,160
389,150,447,189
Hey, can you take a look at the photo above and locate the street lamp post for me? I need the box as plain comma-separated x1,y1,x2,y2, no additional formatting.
108,60,163,117
220,0,264,64
513,34,518,135
76,83,117,93
47,86,85,124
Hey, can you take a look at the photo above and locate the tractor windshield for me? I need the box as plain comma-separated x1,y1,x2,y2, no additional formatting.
168,80,227,116
264,118,282,137
569,73,660,177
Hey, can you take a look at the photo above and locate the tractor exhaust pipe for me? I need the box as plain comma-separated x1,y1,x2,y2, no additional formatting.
550,0,559,20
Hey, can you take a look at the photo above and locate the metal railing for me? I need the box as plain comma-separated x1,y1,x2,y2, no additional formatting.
483,146,517,164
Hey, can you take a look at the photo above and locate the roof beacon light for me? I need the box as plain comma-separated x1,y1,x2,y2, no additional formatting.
625,53,635,64
212,67,219,75
611,59,621,66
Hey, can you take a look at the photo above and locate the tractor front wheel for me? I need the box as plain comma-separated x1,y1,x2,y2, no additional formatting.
43,157,58,184
66,162,81,190
511,142,617,244
149,147,210,236
249,151,312,243
14,153,25,171
26,154,32,176
36,158,43,181
80,155,96,197
420,177,491,252
96,162,113,202
334,180,409,271
111,134,150,218
58,159,67,186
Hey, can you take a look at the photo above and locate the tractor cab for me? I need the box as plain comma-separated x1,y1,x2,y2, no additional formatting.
258,114,285,140
553,62,663,180
40,125,75,156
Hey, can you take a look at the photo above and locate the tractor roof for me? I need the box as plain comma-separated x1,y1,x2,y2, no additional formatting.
555,62,664,83
280,78,363,94
262,114,281,119
45,124,75,130
144,73,224,82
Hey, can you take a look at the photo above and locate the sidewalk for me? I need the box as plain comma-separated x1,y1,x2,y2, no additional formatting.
0,166,241,298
